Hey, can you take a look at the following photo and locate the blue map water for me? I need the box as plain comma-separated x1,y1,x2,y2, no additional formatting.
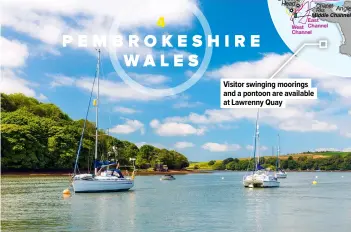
334,0,345,6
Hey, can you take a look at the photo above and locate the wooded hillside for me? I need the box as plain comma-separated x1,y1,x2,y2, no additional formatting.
1,93,189,171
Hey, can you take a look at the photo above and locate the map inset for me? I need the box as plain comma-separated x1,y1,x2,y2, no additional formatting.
268,0,351,77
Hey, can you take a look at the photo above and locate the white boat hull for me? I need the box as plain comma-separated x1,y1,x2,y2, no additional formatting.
72,175,134,193
160,177,175,181
275,172,287,179
243,171,280,188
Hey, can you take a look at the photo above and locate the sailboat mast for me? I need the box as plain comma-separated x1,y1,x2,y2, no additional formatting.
94,49,101,175
256,114,260,171
277,133,280,169
253,109,260,171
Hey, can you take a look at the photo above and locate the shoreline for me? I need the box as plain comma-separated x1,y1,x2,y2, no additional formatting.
1,169,213,176
2,169,350,177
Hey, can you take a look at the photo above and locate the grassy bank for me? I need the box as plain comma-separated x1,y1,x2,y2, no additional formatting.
188,151,351,171
188,160,223,170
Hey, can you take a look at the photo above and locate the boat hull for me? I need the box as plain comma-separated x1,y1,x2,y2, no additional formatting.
276,172,287,179
160,177,175,181
243,180,280,188
243,172,280,188
73,179,134,193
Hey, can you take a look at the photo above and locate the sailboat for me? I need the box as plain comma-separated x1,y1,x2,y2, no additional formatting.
243,110,280,188
275,134,287,179
72,50,135,193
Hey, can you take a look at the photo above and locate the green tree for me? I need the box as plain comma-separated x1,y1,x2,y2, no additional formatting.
222,158,234,166
1,93,189,171
1,124,45,169
208,160,216,166
226,161,237,170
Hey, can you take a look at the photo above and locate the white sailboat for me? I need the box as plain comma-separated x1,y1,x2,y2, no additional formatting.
275,134,287,179
72,50,135,193
243,110,280,188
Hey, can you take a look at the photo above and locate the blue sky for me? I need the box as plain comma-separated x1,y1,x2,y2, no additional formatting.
1,0,350,161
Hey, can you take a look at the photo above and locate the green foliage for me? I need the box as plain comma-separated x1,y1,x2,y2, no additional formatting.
211,161,225,170
191,153,351,171
1,124,45,169
208,160,216,166
1,93,189,170
222,158,234,166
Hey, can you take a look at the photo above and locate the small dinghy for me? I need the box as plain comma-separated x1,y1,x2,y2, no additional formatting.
160,174,176,181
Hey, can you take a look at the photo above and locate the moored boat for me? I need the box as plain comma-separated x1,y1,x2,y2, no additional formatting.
73,162,135,193
243,170,280,188
275,134,288,179
160,174,176,181
276,170,287,179
71,50,135,193
243,110,280,188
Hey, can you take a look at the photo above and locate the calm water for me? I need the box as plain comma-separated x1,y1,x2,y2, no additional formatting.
1,172,351,232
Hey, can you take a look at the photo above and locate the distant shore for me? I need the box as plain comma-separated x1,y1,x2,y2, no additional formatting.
2,169,351,177
1,169,213,176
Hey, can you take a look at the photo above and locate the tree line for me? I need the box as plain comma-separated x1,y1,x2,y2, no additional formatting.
1,93,189,171
204,154,351,171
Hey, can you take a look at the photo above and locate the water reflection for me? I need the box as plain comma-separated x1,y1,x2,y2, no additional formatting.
2,173,351,232
1,176,72,231
70,190,137,231
243,188,265,232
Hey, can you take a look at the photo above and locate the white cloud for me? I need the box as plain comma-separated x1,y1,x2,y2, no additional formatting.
162,52,350,134
135,142,147,148
164,108,338,133
159,49,193,58
54,76,160,101
48,74,76,87
341,132,351,138
0,69,36,97
2,0,195,28
314,148,339,152
114,106,140,114
206,53,331,80
206,51,350,105
171,94,202,109
279,119,337,132
0,69,48,101
127,73,169,86
315,148,351,152
317,78,351,98
202,143,241,152
38,93,48,101
47,73,166,101
135,142,165,149
32,44,61,56
80,78,159,101
0,37,46,101
173,101,202,109
110,119,144,134
1,37,29,68
246,145,268,151
150,119,160,128
1,0,196,55
349,110,351,115
150,119,205,136
174,141,194,149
